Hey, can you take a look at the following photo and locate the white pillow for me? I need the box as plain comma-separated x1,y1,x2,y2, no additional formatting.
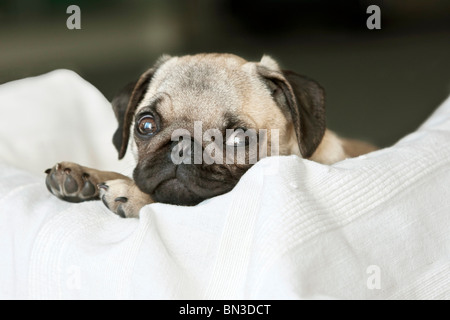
0,69,133,176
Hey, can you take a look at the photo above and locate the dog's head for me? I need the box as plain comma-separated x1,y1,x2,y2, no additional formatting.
112,53,326,205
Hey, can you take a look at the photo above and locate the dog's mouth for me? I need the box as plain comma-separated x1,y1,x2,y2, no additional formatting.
152,177,204,206
134,163,239,206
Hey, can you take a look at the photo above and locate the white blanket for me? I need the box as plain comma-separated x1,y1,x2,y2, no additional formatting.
0,70,449,300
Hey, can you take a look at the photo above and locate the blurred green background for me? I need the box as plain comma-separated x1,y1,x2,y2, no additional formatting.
1,0,449,147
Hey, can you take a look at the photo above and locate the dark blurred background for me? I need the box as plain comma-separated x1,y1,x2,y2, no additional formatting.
1,0,449,147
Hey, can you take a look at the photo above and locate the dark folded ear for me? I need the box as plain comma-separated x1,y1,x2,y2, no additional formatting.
111,81,137,155
114,68,156,159
258,66,326,158
111,55,171,159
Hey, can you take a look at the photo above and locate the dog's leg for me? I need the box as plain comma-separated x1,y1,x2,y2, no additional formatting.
98,179,153,218
45,162,126,202
45,162,152,218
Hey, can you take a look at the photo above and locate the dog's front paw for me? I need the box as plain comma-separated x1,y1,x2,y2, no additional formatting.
45,162,99,203
98,179,153,218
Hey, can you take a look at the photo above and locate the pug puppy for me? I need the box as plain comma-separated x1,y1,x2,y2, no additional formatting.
45,53,376,218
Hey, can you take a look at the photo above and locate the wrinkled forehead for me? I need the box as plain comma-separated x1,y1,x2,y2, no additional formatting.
136,55,259,125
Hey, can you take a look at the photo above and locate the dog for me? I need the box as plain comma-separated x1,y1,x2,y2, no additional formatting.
45,53,377,218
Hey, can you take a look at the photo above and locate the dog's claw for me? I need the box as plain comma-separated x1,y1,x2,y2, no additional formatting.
115,197,128,203
98,183,109,191
116,205,126,218
101,195,110,209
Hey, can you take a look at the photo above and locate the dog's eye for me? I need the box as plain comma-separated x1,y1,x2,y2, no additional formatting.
226,128,249,147
137,115,158,136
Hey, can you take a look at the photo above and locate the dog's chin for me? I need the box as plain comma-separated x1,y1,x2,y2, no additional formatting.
151,178,206,206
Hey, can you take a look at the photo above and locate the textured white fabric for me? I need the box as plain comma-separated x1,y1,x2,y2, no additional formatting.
0,70,449,300
0,69,134,176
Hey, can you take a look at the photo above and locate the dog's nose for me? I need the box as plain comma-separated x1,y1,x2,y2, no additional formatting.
170,137,194,163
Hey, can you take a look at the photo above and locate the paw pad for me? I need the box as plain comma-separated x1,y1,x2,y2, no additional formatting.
45,162,100,202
